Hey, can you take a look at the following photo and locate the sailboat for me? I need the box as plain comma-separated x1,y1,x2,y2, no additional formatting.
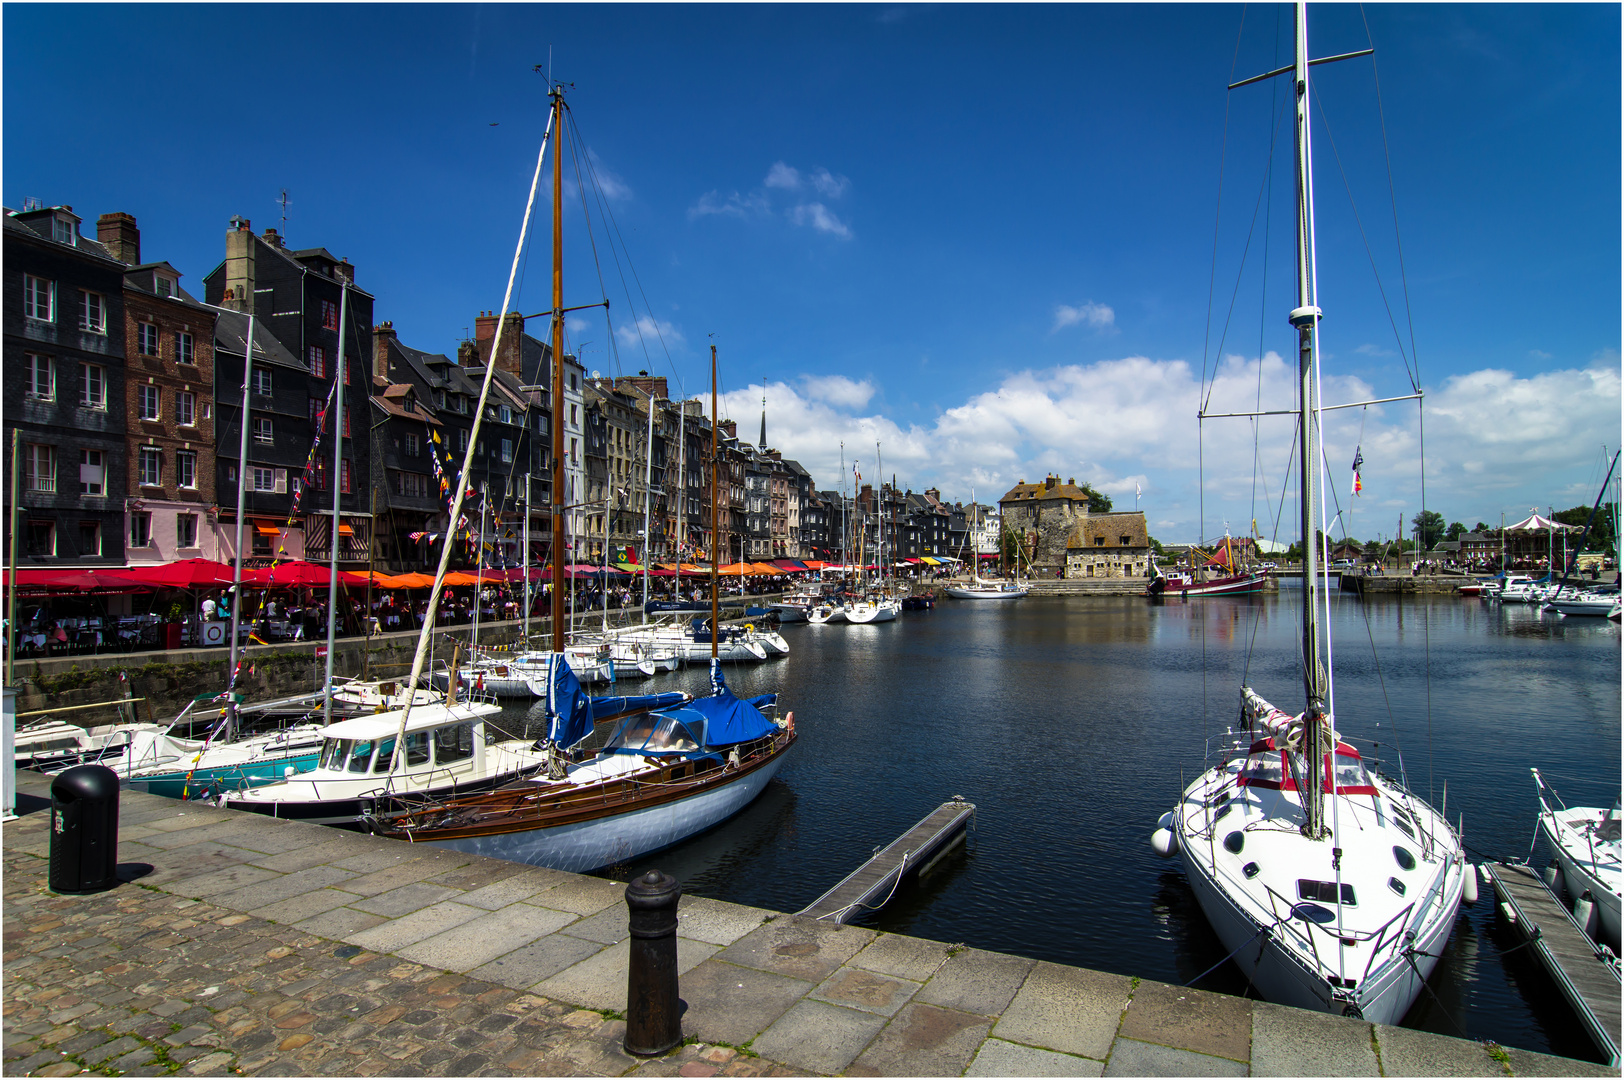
1146,529,1270,598
944,490,1029,600
1153,4,1468,1025
369,326,797,870
1533,769,1621,951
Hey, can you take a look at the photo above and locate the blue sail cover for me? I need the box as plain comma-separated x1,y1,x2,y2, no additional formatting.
651,660,776,748
548,654,690,750
546,654,594,749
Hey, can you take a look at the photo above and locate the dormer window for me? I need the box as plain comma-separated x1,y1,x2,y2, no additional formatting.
155,277,175,298
53,217,75,246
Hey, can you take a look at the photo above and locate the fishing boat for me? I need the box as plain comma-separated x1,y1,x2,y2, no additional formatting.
368,305,796,869
1147,534,1269,598
1533,768,1622,951
1154,4,1468,1025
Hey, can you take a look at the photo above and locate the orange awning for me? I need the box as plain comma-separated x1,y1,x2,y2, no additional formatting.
336,524,355,536
255,523,281,536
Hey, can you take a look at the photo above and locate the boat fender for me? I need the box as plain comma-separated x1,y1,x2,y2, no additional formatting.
1461,863,1478,905
1151,828,1178,857
1573,891,1599,938
786,711,795,734
1157,811,1175,832
1542,863,1563,897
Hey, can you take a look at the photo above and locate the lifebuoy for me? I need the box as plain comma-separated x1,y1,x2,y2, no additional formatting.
786,711,795,733
743,623,755,634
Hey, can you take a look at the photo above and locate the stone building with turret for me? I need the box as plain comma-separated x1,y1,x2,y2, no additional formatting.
998,474,1098,575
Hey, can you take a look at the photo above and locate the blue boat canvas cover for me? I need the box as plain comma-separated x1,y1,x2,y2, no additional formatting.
544,654,689,749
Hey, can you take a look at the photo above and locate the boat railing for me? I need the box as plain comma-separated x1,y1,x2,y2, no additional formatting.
1257,877,1420,992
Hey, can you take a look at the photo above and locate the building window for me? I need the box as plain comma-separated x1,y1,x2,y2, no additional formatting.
252,368,272,395
342,409,351,438
25,444,55,492
175,331,195,365
434,389,445,408
80,363,106,409
138,322,160,355
23,275,54,321
253,417,273,444
309,396,321,423
79,449,104,496
28,520,56,557
320,299,338,330
570,437,578,463
176,513,198,548
314,460,328,490
138,384,161,420
570,404,578,425
1120,535,1132,546
308,345,326,378
78,521,100,557
252,467,276,492
177,450,197,489
405,432,419,455
53,217,75,245
340,458,353,494
501,438,513,464
129,512,151,548
155,276,175,298
498,404,512,424
81,291,107,334
139,447,162,487
458,428,469,452
25,354,54,400
176,390,196,427
394,472,429,498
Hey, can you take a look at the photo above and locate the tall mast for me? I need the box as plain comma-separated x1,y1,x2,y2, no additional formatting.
1288,0,1328,840
709,344,720,660
549,83,567,653
641,386,655,608
322,287,348,725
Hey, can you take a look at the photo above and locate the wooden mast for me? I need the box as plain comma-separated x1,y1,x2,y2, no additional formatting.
549,84,567,653
709,343,720,661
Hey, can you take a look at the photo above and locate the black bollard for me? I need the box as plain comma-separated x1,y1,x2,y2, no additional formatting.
623,869,682,1056
49,764,121,894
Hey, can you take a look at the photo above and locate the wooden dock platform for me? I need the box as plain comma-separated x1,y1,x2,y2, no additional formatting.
1484,861,1621,1066
798,798,976,925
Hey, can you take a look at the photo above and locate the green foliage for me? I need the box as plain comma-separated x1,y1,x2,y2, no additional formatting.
1411,510,1447,549
1081,484,1113,513
1553,502,1618,550
1148,536,1165,555
1446,521,1467,541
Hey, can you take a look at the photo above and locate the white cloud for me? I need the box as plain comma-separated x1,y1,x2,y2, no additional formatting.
1052,301,1115,332
789,202,851,238
615,316,684,349
688,190,770,219
801,375,875,409
809,167,850,198
565,317,589,335
586,149,632,201
728,351,1619,545
1354,343,1394,356
1528,348,1553,361
765,162,801,190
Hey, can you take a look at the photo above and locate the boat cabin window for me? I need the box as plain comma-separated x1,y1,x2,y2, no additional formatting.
401,732,430,768
1329,752,1376,795
607,713,699,755
434,723,474,764
1240,748,1285,788
348,740,382,773
1297,879,1356,906
318,738,351,771
369,739,398,774
1237,740,1377,795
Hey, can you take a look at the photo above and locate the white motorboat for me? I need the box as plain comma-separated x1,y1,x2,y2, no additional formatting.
1156,3,1466,1026
1534,768,1621,951
845,597,901,623
1547,592,1621,617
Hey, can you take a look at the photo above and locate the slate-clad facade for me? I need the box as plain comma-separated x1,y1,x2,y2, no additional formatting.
3,204,129,565
204,220,373,565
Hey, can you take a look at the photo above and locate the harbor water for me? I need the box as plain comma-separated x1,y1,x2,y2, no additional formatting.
488,591,1621,1060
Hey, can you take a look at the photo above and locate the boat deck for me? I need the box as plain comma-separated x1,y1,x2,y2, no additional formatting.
798,799,975,925
1484,861,1621,1066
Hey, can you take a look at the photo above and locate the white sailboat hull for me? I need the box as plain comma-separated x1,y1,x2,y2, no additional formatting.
944,583,1029,600
415,754,787,872
1538,805,1622,950
845,600,899,623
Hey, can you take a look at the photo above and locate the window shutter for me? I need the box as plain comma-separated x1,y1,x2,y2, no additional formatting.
274,469,288,494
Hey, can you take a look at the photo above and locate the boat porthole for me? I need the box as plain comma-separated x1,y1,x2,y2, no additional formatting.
1388,877,1406,897
1242,862,1260,879
1223,831,1245,854
1393,846,1416,871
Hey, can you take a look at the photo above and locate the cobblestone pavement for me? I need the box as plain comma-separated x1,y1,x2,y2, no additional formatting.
3,777,1614,1078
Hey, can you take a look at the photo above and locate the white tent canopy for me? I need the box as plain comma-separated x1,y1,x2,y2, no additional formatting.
1506,513,1581,532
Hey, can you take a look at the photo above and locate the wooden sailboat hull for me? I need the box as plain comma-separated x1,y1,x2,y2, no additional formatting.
1147,572,1268,598
382,731,794,873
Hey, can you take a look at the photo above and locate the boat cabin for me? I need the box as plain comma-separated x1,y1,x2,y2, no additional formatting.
1237,737,1378,796
312,703,495,779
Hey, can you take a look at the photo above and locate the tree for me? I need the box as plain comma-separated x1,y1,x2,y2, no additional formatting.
1473,522,1490,533
1553,503,1617,551
1411,510,1446,550
1080,484,1112,513
1446,521,1467,541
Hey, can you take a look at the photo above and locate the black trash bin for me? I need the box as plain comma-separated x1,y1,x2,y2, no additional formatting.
49,764,120,894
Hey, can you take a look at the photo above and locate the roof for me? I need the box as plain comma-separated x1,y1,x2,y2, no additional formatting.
213,309,304,370
371,385,442,425
1000,477,1096,504
1066,511,1150,549
318,699,500,740
4,207,124,266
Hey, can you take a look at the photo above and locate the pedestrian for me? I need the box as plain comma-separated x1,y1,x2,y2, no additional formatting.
201,594,217,621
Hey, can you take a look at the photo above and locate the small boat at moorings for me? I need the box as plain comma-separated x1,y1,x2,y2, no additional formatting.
1534,768,1622,951
1147,534,1268,598
369,661,794,872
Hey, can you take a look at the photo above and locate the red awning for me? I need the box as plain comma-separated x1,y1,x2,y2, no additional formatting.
122,558,237,588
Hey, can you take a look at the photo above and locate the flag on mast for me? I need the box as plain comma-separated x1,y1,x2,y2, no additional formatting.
1351,447,1364,496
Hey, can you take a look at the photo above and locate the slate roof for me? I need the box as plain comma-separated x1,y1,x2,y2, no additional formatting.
4,206,123,266
213,309,304,370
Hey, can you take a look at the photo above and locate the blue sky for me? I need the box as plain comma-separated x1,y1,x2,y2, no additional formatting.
7,3,1618,544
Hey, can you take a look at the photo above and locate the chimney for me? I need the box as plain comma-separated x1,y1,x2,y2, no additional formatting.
1045,475,1058,490
262,226,283,249
337,258,355,285
373,321,397,381
495,312,524,376
223,217,256,313
473,310,499,366
96,212,140,265
457,340,480,367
